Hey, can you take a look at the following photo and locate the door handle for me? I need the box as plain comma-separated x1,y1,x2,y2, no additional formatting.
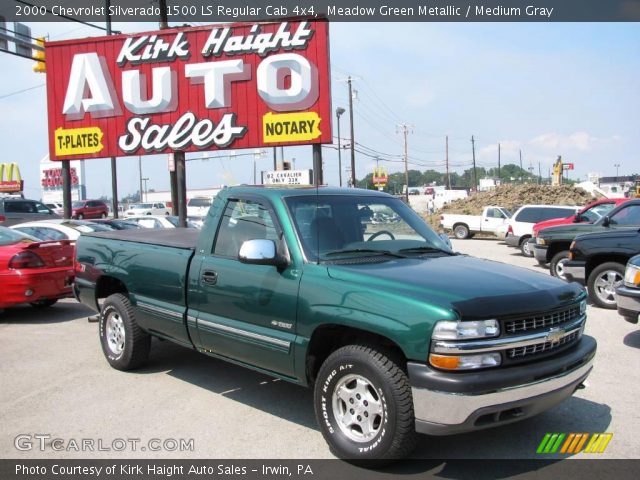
201,270,218,285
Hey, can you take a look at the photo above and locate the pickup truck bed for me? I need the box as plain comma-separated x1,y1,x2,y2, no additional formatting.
87,228,199,249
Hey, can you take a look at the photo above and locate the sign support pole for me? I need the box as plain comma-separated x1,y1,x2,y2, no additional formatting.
62,160,72,219
175,152,187,227
313,144,323,186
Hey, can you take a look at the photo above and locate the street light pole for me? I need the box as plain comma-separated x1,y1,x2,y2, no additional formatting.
336,107,345,187
142,178,149,202
614,163,621,183
348,77,356,187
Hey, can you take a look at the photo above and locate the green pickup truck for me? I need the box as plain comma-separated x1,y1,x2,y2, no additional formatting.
75,186,596,461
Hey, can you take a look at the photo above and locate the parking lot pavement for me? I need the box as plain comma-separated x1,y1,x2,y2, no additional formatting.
0,238,638,460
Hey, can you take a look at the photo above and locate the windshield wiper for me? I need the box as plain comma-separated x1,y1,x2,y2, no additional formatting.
398,246,454,255
323,248,407,258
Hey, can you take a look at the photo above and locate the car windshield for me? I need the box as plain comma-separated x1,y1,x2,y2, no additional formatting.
285,194,452,262
71,201,85,208
188,198,211,207
0,226,39,245
165,216,198,228
132,203,153,209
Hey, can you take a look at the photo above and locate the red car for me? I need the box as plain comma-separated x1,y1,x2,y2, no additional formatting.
0,226,75,310
532,198,628,237
71,200,109,220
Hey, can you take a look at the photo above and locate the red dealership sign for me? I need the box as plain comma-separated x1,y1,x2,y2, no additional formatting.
45,19,331,161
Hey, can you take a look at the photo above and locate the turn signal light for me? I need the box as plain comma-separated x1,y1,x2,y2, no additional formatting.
429,353,502,371
429,354,460,370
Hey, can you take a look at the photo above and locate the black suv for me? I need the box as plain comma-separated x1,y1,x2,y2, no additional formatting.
0,197,59,226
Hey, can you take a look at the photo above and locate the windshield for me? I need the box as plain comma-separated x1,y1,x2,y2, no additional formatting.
188,198,211,207
285,194,452,262
131,204,152,209
0,226,39,245
71,201,85,208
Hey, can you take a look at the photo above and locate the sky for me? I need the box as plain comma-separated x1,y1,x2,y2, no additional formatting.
0,20,638,200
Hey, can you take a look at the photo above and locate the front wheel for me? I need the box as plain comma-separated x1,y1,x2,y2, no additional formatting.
77,213,84,220
550,251,570,280
99,293,151,370
101,212,107,218
313,345,417,462
587,262,625,309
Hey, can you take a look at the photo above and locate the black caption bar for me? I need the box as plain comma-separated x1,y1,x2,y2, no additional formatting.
1,0,640,23
1,460,640,480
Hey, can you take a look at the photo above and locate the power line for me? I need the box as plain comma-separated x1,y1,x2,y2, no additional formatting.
0,83,45,100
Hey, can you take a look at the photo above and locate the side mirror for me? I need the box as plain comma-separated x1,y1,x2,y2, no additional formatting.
573,214,581,223
238,239,287,268
602,216,610,227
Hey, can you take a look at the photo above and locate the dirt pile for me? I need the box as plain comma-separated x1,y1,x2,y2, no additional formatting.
425,184,594,230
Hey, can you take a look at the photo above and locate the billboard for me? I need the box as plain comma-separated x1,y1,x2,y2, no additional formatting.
45,19,331,161
40,156,86,202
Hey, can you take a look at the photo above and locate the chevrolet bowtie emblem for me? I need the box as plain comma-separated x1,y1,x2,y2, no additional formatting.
546,327,565,344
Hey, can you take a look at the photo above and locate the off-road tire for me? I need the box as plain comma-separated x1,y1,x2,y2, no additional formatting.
313,345,418,463
99,293,150,370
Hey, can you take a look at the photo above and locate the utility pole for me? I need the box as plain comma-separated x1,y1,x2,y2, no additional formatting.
138,156,143,202
105,0,118,218
445,135,450,189
348,77,356,187
519,149,523,181
336,107,345,187
471,135,477,192
497,142,501,183
538,162,542,185
398,123,413,201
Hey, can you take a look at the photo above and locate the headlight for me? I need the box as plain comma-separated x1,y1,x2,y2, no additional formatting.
536,237,546,245
429,352,502,370
432,319,500,340
624,264,640,288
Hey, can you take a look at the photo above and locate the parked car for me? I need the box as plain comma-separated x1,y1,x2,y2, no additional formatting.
535,200,640,280
71,199,109,219
74,186,595,461
440,206,511,239
564,228,640,308
125,215,198,229
0,226,75,310
616,255,640,324
45,202,64,216
124,202,170,217
504,205,580,257
532,198,628,239
88,219,143,230
11,219,114,242
0,197,59,227
186,196,213,221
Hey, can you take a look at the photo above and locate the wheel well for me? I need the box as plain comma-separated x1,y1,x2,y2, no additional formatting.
305,325,407,385
519,234,531,245
547,241,571,260
452,223,468,230
95,276,128,303
585,255,628,281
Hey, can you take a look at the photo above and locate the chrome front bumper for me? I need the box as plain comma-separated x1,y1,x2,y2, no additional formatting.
563,262,586,284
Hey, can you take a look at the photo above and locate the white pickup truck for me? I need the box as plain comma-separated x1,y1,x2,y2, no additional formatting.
440,206,511,239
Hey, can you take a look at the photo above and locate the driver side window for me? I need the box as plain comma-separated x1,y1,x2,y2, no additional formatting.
213,199,277,258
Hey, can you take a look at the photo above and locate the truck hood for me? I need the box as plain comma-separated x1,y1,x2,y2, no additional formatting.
538,222,605,239
576,228,639,243
326,255,584,319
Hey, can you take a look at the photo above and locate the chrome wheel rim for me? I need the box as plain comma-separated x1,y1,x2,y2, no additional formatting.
594,270,623,305
522,242,532,256
555,259,568,280
332,374,384,443
106,312,125,356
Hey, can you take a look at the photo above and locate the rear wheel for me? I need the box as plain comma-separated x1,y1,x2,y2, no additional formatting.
30,299,58,308
587,262,625,309
550,251,570,280
313,345,417,462
520,237,533,257
453,224,470,239
99,293,151,370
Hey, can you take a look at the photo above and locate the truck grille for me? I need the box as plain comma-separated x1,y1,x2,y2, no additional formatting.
504,304,581,334
507,330,580,359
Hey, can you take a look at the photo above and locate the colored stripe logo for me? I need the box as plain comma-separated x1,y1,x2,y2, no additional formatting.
537,433,613,454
